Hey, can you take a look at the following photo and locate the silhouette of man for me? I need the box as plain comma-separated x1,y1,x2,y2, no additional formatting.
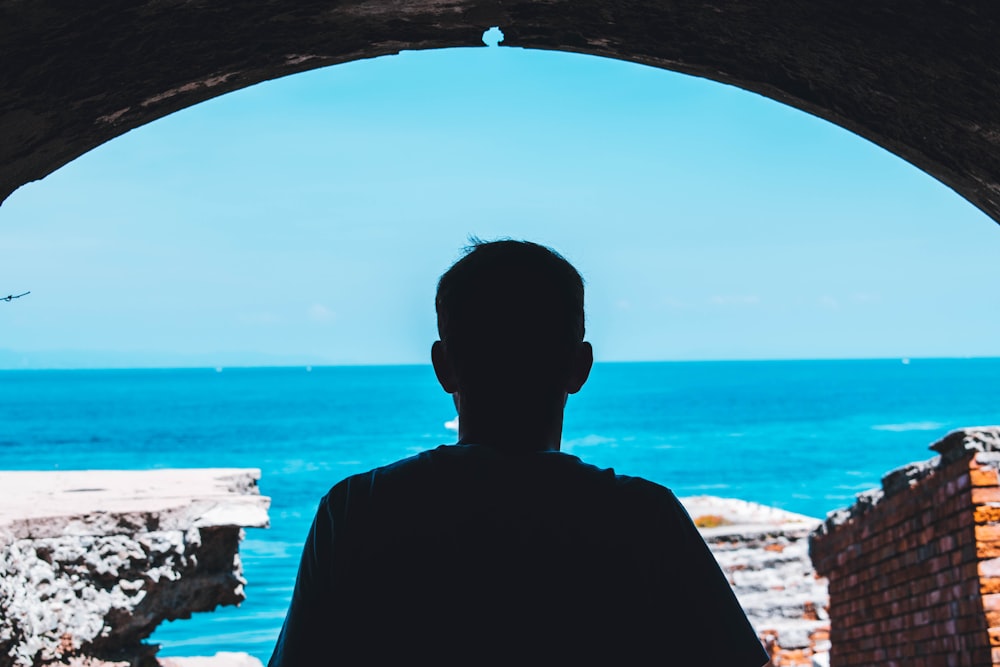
269,240,768,666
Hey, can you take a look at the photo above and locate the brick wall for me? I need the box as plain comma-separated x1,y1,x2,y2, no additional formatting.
810,427,1000,667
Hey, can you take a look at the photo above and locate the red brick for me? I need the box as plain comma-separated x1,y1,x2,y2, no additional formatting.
972,469,1000,487
973,506,1000,524
973,488,1000,504
984,593,1000,612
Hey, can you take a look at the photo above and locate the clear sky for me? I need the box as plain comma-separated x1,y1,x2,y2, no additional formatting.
2,36,1000,368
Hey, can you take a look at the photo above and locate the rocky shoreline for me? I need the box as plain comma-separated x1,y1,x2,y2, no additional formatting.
1,470,826,666
682,496,830,667
0,469,270,667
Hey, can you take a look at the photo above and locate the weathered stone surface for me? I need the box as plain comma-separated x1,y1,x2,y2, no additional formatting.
3,1,1000,226
814,426,1000,536
930,425,1000,464
0,469,269,667
681,496,830,665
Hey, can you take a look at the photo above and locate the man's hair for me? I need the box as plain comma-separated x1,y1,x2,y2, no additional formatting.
435,239,585,399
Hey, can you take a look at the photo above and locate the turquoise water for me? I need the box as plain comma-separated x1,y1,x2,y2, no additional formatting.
2,359,998,661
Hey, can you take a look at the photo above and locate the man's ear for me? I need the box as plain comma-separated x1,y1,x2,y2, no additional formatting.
431,340,459,394
566,341,593,395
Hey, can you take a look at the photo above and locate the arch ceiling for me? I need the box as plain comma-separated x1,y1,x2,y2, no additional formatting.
3,0,1000,225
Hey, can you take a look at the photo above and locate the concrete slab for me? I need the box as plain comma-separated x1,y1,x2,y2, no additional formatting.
0,469,269,542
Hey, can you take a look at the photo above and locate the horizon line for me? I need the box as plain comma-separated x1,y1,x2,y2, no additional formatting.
1,355,998,372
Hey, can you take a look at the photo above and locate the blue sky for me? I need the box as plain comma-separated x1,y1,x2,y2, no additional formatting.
2,38,999,368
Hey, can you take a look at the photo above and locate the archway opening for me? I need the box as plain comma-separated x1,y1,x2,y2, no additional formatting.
2,43,1000,662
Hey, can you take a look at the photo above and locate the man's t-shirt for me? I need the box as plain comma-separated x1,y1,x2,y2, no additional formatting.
269,444,768,666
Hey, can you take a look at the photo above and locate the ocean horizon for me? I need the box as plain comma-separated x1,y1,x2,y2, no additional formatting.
1,354,997,372
2,358,998,661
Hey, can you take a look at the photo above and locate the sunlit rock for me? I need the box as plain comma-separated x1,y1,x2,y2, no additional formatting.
0,469,269,667
683,495,830,665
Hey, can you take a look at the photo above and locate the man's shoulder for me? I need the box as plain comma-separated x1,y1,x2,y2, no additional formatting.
324,442,668,488
357,443,674,488
541,449,681,505
321,439,700,534
319,447,434,507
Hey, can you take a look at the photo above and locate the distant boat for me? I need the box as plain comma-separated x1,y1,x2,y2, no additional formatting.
901,358,911,365
444,417,459,432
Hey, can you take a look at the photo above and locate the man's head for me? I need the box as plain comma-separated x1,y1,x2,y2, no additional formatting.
432,240,592,422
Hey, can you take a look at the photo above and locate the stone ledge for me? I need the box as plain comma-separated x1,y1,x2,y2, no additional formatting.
0,469,269,545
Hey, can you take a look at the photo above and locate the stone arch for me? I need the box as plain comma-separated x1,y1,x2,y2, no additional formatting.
3,1,1000,226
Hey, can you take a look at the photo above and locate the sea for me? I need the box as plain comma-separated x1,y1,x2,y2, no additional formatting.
2,359,999,662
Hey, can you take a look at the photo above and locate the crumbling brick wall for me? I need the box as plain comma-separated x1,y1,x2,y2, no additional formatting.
810,427,1000,666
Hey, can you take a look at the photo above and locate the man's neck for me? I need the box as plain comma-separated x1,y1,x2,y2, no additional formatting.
455,398,565,452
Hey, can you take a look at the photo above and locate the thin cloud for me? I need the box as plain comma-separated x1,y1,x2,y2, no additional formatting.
819,296,840,310
239,312,281,325
709,295,761,306
660,296,688,309
307,304,336,323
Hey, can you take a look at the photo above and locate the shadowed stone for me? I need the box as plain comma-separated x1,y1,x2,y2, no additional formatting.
2,0,1000,227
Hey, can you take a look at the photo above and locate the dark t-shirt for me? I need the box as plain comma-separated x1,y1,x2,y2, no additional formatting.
269,444,768,666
